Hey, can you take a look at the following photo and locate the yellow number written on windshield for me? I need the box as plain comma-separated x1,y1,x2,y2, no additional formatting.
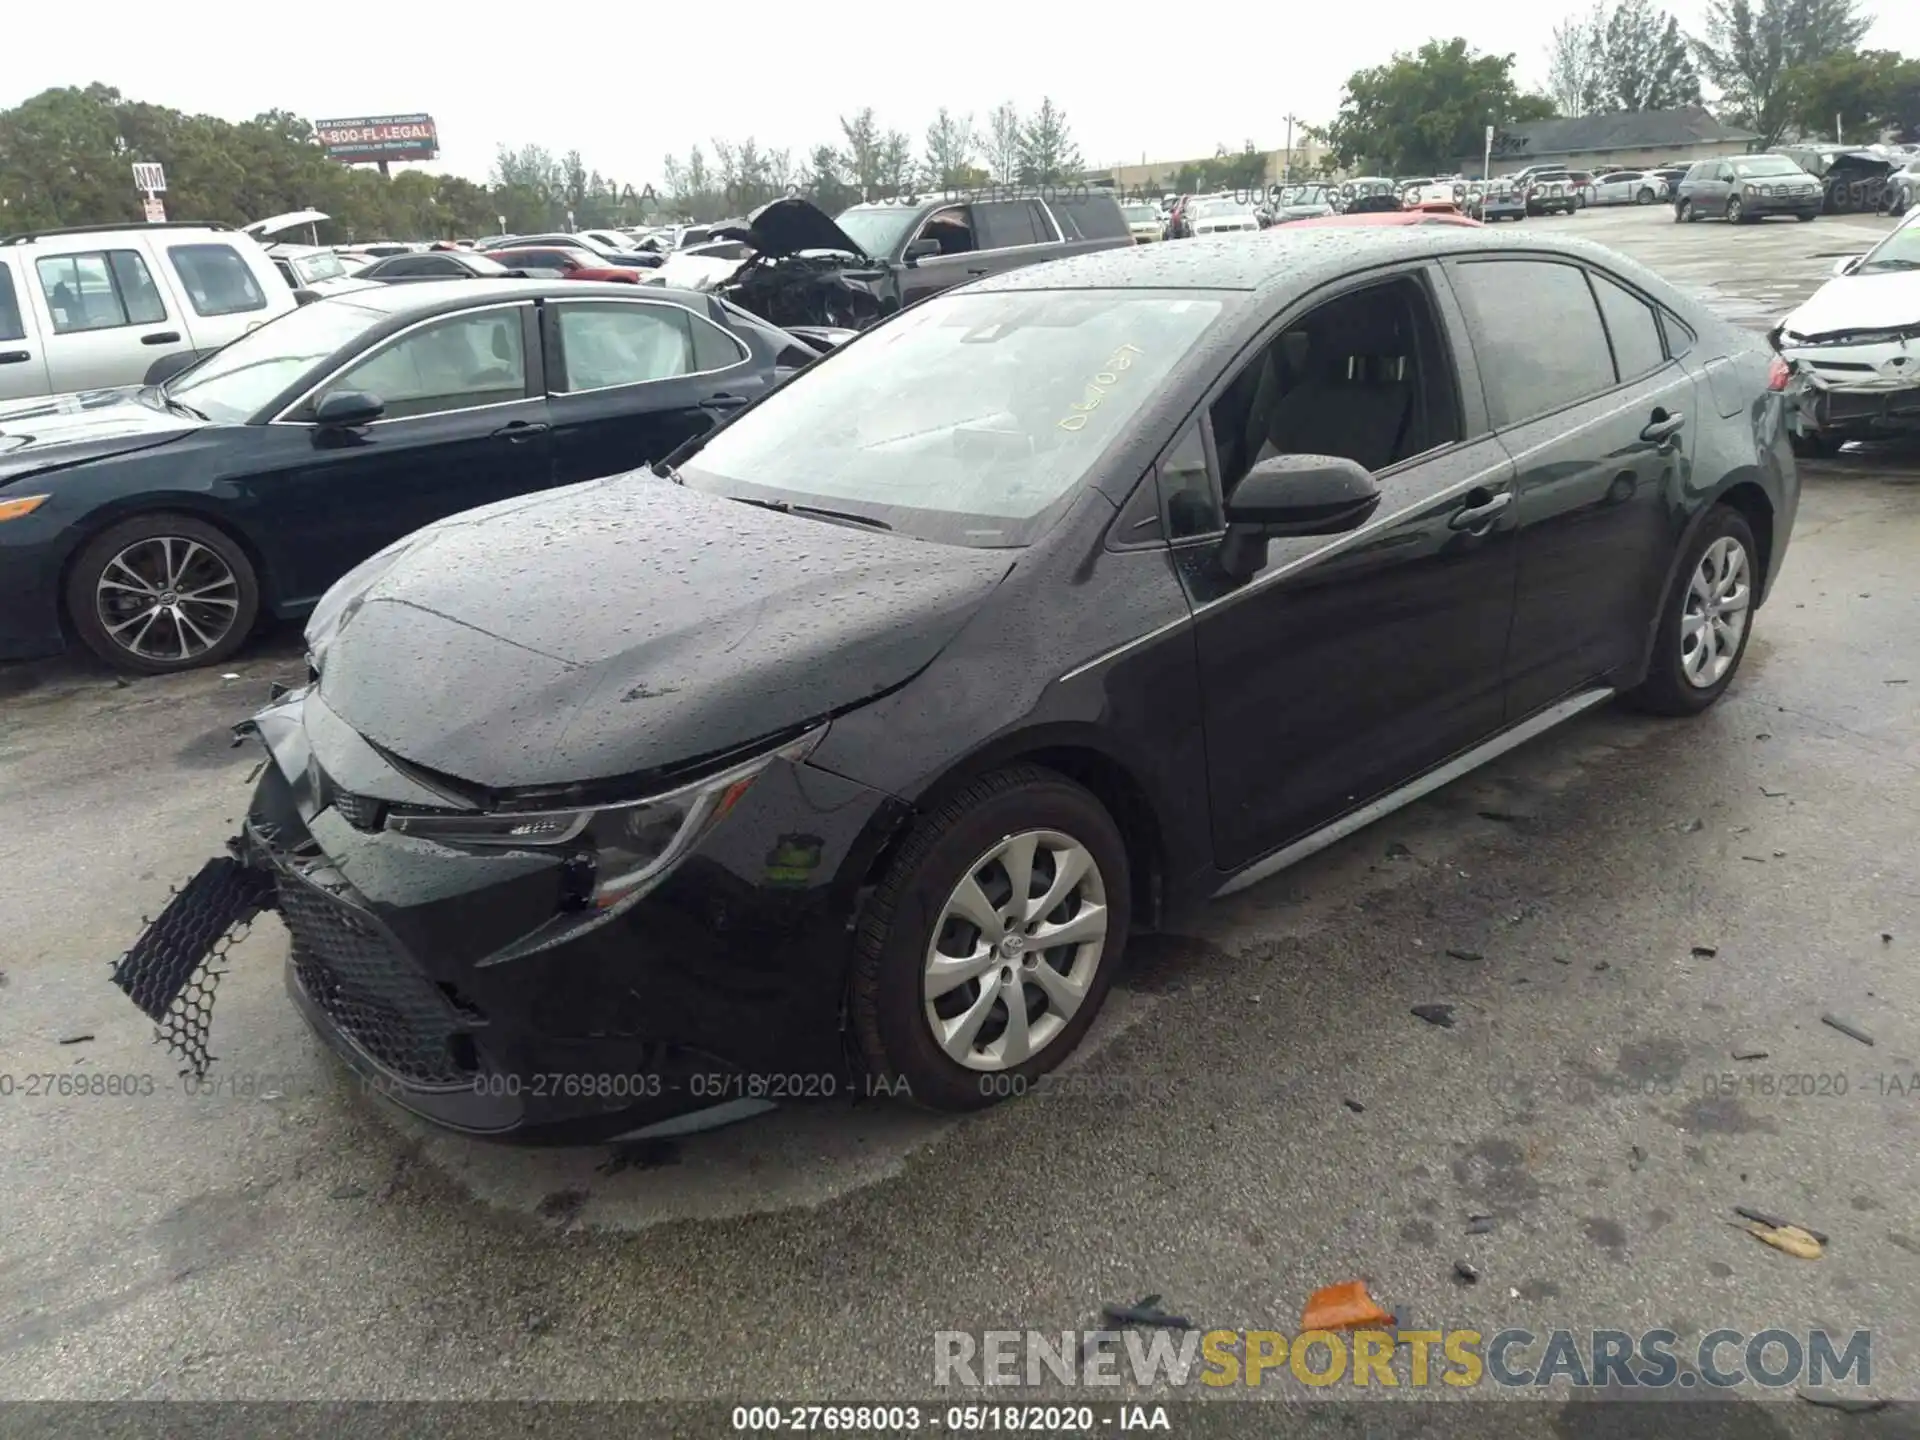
1058,343,1144,431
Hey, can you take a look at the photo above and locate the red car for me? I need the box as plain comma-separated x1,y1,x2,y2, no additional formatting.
486,246,643,283
1283,210,1483,228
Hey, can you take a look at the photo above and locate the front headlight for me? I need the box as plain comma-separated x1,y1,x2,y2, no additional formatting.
385,725,827,909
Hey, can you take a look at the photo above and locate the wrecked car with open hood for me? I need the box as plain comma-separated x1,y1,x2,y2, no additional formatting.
645,191,1133,331
1771,208,1920,454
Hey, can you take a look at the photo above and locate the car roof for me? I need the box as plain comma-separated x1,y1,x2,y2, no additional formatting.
968,225,1685,302
313,277,713,318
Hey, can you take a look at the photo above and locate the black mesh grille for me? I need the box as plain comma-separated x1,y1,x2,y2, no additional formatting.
278,878,479,1087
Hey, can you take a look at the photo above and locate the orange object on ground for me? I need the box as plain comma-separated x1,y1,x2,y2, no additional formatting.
1300,1280,1395,1331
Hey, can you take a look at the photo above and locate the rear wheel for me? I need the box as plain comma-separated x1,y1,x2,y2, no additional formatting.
1626,507,1759,716
1637,187,1655,205
66,513,260,675
850,766,1131,1112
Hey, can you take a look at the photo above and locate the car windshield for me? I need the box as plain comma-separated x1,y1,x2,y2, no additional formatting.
163,298,384,423
460,253,512,275
1858,217,1920,272
1279,187,1326,204
677,289,1229,547
1122,204,1158,222
288,251,346,284
1733,157,1803,178
832,206,919,256
1196,199,1253,217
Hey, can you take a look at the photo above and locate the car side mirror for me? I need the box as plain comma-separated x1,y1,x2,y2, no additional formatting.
1832,255,1862,277
1219,454,1382,578
313,390,385,427
904,238,940,263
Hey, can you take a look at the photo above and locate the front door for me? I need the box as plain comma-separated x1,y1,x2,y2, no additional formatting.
23,243,195,393
0,259,52,401
1444,256,1694,718
250,302,555,606
542,296,773,483
897,204,989,309
1180,268,1522,871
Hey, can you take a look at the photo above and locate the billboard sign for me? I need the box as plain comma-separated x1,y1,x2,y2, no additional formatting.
132,163,166,193
314,114,439,164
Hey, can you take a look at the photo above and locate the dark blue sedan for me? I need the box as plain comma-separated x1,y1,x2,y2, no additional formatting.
0,278,833,672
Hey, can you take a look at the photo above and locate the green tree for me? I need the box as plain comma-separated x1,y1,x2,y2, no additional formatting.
984,102,1023,185
1017,97,1082,184
838,108,885,195
1783,48,1920,141
924,108,977,189
1323,39,1556,175
1548,1,1701,113
1691,0,1874,145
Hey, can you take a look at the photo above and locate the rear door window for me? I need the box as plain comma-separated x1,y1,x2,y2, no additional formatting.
973,200,1044,249
1448,259,1617,427
34,250,168,333
554,302,697,389
167,243,269,316
0,261,25,341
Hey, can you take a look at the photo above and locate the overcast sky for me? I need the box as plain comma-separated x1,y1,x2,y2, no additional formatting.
7,1,1918,188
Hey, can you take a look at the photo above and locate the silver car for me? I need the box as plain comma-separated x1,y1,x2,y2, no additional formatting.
1590,170,1670,207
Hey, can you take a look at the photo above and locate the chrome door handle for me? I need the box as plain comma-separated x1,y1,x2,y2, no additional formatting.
1448,491,1512,530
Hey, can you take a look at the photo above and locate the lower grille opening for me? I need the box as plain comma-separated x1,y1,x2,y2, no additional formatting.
279,879,476,1087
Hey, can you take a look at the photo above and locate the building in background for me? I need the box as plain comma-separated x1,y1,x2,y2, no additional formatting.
1471,106,1757,177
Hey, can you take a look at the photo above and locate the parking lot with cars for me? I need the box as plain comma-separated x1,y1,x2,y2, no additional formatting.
2,201,1918,1419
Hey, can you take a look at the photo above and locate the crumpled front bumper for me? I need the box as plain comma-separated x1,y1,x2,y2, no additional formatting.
1781,340,1920,438
110,685,911,1143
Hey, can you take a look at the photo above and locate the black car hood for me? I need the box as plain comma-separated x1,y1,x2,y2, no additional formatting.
317,474,1013,790
0,388,201,488
714,197,870,261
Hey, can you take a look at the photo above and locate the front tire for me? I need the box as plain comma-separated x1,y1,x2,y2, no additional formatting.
1676,199,1694,223
1725,197,1744,224
851,765,1131,1112
1626,507,1759,717
66,513,260,675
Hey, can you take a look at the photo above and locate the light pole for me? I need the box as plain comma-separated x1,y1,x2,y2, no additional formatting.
1282,113,1300,182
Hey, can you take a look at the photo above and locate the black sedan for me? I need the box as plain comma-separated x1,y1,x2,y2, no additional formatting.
114,228,1797,1142
0,279,831,672
354,250,521,282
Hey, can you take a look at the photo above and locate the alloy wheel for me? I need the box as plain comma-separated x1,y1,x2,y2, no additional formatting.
922,828,1108,1072
1726,198,1742,223
94,535,242,665
1637,188,1654,205
1680,536,1752,689
1677,200,1692,222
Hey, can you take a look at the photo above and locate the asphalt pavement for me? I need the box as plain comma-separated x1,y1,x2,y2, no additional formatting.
1,204,1917,1429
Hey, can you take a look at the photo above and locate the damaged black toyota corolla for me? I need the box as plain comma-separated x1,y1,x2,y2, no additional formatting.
114,228,1796,1142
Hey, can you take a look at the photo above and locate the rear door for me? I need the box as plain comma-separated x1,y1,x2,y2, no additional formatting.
1182,265,1521,868
1443,256,1694,718
256,301,555,605
156,237,279,354
542,295,771,483
0,258,52,400
23,242,193,391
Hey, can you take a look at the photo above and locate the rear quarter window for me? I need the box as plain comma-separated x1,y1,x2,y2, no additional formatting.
1051,195,1129,241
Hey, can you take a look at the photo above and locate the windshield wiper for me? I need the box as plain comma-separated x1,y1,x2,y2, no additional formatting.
726,495,892,530
162,394,209,421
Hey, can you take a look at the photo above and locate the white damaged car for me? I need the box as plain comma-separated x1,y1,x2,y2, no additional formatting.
1772,209,1920,455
